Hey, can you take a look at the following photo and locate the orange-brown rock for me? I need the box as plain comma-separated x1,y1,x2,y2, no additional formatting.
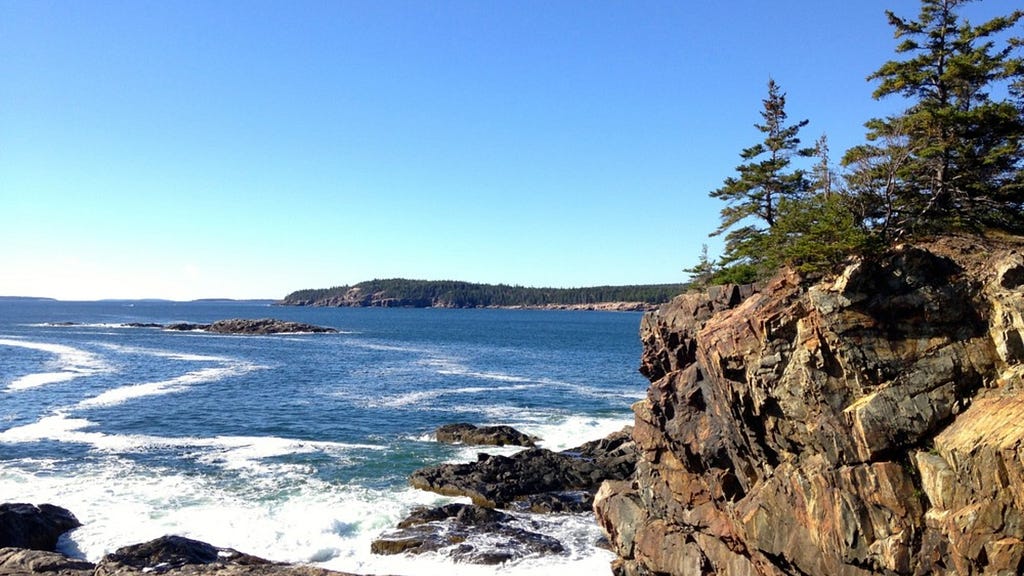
595,235,1024,576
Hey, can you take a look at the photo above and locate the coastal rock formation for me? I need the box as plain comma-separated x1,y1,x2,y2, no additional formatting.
434,423,539,447
370,427,636,565
594,235,1024,575
412,427,636,510
0,503,81,551
370,503,564,564
163,319,337,334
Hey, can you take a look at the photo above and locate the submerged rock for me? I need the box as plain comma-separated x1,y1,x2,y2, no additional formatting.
371,503,564,564
595,235,1024,576
0,503,81,551
434,423,538,447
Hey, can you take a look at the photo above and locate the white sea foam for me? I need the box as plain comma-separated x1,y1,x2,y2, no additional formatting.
0,457,613,576
0,414,382,469
74,365,252,409
0,338,110,391
525,414,635,452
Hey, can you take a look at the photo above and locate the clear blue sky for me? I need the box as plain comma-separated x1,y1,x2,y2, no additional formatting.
0,1,1009,300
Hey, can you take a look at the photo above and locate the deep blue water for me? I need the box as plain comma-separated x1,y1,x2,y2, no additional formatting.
0,300,645,575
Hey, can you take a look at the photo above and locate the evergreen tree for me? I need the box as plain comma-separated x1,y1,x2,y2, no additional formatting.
709,79,812,277
842,119,918,243
682,244,716,288
811,133,836,197
854,0,1024,235
764,194,870,275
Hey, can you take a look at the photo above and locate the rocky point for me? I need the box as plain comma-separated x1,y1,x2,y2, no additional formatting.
594,235,1024,575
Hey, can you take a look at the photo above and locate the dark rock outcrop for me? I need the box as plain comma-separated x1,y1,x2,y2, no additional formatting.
434,423,538,447
0,534,364,575
370,503,564,564
594,235,1024,576
97,535,271,573
162,319,337,334
411,427,636,510
0,503,81,551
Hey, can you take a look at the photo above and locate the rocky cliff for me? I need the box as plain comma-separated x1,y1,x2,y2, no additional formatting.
594,235,1024,575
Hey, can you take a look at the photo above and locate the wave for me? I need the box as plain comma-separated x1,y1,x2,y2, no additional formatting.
0,455,613,576
0,413,382,463
0,338,110,391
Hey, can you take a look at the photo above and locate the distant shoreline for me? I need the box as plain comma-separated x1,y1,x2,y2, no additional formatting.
281,278,687,310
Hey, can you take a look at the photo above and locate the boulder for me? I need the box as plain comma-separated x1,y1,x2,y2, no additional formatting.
371,503,564,564
0,503,81,551
434,423,538,447
411,427,636,509
92,535,361,575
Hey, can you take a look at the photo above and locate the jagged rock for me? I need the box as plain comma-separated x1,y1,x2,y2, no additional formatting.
434,423,538,447
594,235,1024,576
371,503,564,564
0,503,81,551
411,427,636,508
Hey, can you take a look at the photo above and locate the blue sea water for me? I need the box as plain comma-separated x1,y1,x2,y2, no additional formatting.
0,300,646,575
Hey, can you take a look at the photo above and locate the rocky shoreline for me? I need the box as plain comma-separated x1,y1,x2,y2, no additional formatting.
1,425,635,574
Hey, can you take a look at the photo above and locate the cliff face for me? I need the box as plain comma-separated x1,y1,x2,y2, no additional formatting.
595,236,1024,575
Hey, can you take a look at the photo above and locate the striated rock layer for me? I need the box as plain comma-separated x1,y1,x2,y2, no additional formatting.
594,235,1024,576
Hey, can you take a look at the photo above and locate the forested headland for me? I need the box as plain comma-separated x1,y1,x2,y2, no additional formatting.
280,279,688,309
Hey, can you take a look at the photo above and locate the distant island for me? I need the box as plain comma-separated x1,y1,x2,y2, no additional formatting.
280,279,688,310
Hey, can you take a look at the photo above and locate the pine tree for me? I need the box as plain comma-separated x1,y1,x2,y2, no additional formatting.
811,133,836,197
857,0,1024,235
682,244,716,288
709,79,812,276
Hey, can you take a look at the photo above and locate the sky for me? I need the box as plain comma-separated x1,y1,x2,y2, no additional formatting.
0,1,1014,301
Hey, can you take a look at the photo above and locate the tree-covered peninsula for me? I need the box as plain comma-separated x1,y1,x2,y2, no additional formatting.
280,279,688,309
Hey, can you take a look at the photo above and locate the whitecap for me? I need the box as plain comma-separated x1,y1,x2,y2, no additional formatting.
0,338,110,391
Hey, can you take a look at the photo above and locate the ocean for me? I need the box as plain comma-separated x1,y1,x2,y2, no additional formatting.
0,299,646,575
